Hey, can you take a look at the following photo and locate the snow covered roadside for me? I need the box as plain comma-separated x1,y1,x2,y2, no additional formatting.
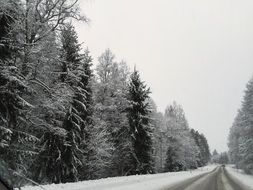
226,165,253,189
20,165,216,190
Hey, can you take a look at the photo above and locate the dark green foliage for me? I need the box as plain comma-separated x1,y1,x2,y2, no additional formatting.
0,13,13,60
61,108,82,182
29,83,70,184
114,124,133,175
218,152,229,164
0,64,38,187
190,129,210,166
163,136,184,172
228,76,253,174
0,0,21,60
0,2,39,187
32,127,66,184
60,24,93,182
164,145,183,172
126,69,154,174
60,24,82,82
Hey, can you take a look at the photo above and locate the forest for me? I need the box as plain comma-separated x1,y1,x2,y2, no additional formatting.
228,76,253,175
0,0,210,188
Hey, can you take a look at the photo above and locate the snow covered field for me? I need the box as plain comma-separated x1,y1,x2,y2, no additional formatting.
20,165,216,190
226,165,253,189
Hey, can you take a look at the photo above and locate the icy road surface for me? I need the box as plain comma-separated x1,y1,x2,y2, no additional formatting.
21,165,253,190
165,166,252,190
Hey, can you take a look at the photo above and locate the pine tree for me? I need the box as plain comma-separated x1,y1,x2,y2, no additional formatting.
126,68,154,174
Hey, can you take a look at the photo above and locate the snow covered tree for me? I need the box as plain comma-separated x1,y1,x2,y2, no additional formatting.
31,23,94,183
14,0,87,76
59,24,84,182
152,112,166,173
86,118,114,179
191,129,210,166
148,98,167,173
30,75,75,183
163,102,199,171
238,77,253,174
126,68,154,174
91,49,132,178
199,133,210,165
0,63,38,187
211,149,219,164
219,152,229,164
0,1,39,187
228,110,244,167
228,76,253,174
164,140,183,172
0,0,21,60
60,24,94,182
76,49,94,180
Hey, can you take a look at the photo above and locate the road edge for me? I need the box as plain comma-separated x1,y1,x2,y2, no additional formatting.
224,167,253,190
162,166,219,190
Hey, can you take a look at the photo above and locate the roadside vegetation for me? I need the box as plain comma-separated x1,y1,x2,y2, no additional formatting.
0,0,210,188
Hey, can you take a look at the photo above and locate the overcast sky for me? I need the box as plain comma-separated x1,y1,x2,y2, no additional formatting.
74,0,253,152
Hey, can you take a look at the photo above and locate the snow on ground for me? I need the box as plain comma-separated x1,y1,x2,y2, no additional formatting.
226,165,253,189
20,165,217,190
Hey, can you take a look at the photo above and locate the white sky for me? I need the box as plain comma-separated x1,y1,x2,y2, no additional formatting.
74,0,253,152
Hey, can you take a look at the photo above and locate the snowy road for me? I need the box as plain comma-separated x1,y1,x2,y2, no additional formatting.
166,166,251,190
21,165,253,190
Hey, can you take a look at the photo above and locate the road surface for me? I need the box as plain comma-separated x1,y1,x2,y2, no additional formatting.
166,166,252,190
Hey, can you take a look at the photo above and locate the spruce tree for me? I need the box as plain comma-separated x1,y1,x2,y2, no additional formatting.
239,77,253,174
0,0,19,60
32,24,93,183
0,1,39,186
60,24,93,182
228,76,253,174
228,110,244,167
77,49,94,180
126,69,154,174
190,129,210,167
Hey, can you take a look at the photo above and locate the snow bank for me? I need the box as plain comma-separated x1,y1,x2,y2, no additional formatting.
226,165,253,189
20,165,216,190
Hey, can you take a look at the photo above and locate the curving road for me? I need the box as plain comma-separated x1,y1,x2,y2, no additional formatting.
166,166,252,190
